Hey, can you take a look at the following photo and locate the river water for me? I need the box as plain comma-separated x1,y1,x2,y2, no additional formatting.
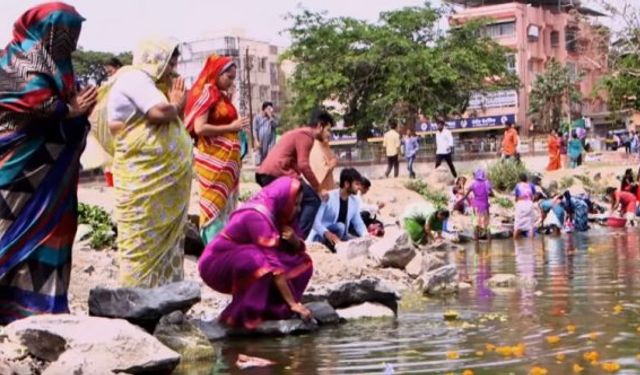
186,228,640,374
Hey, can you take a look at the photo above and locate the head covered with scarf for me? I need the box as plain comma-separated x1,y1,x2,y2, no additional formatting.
184,54,237,135
0,2,84,113
131,38,180,82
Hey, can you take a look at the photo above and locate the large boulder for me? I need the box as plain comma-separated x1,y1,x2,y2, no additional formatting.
406,252,446,279
303,277,400,314
369,231,416,269
335,237,374,260
305,301,341,325
89,281,201,330
417,265,458,295
487,274,518,288
228,319,319,337
153,311,215,362
190,319,229,342
404,253,424,278
336,302,395,320
5,315,180,374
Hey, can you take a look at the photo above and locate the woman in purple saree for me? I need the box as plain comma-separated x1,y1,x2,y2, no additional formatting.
198,176,313,329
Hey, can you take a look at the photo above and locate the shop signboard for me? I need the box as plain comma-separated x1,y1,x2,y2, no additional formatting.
467,90,518,110
415,114,516,132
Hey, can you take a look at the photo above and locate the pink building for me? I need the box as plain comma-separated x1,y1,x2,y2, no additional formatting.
447,0,609,135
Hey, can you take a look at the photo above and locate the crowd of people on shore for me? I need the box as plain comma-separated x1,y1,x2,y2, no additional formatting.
1,2,640,334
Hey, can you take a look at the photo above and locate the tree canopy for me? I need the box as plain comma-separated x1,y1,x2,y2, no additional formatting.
281,2,518,138
73,48,132,86
528,59,582,133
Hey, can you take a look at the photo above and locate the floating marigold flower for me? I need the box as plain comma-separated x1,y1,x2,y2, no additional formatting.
496,345,513,357
613,304,623,314
462,370,474,375
588,332,599,341
529,366,548,375
555,353,566,361
512,343,526,357
546,335,561,344
446,351,459,360
601,362,621,373
572,363,584,373
485,343,496,352
567,324,577,333
475,350,484,357
583,351,599,363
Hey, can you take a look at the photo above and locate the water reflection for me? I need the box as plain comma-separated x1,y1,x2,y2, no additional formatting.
189,230,640,374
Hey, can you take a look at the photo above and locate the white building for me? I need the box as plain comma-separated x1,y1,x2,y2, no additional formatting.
178,29,284,117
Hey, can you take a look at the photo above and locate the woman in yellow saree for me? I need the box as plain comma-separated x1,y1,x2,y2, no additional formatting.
106,39,193,287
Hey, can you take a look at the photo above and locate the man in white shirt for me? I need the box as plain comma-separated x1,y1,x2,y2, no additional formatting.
434,118,457,178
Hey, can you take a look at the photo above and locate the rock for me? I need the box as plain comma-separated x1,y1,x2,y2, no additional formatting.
458,282,472,290
303,277,400,314
190,319,229,341
305,301,341,325
89,280,201,330
228,319,319,337
487,274,517,288
405,253,423,278
184,221,204,256
369,231,416,269
5,315,180,374
422,241,464,252
335,237,374,260
417,265,458,295
422,253,446,272
336,302,395,320
74,224,93,243
593,172,601,181
0,341,28,361
154,311,215,362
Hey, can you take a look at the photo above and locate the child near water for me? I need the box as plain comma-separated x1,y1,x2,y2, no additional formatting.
459,168,494,240
450,176,469,214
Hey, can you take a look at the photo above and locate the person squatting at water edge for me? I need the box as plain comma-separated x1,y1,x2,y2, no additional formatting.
198,176,313,328
0,2,97,324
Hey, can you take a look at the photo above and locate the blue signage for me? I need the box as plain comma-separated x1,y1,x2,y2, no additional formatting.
416,114,516,132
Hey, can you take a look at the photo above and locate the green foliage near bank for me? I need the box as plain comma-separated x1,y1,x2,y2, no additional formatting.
487,159,530,192
491,196,514,209
282,4,518,137
405,180,448,208
78,203,116,250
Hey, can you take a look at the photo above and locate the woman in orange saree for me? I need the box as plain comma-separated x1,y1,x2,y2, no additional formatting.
184,55,250,243
546,129,561,171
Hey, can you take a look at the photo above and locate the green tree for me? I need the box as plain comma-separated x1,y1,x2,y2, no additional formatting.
72,48,132,85
528,59,582,133
599,1,640,112
282,3,518,138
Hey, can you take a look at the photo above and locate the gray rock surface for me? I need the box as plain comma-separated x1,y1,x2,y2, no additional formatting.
335,237,374,260
305,301,341,325
303,277,400,314
190,319,229,341
153,311,215,362
336,302,395,320
486,274,518,288
88,280,201,330
417,265,458,295
5,315,180,375
369,232,416,269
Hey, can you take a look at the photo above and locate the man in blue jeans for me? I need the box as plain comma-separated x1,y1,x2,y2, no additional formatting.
255,109,334,239
307,168,368,252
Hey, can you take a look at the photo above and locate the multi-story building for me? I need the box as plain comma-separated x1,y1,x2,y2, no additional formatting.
177,29,284,118
446,0,610,136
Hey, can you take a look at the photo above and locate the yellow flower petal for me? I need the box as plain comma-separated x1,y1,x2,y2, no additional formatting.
446,351,459,360
462,370,474,375
601,361,621,373
613,304,623,314
529,366,549,375
485,343,496,352
475,350,484,357
546,335,561,344
583,351,599,363
588,332,598,341
555,353,566,361
572,363,584,373
567,324,577,334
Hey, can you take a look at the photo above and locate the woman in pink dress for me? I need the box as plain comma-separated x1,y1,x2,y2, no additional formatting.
198,176,313,329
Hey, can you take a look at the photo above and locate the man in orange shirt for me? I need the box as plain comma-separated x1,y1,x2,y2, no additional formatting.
501,121,518,159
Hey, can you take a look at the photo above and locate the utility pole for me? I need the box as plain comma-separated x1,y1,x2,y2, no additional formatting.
245,47,255,148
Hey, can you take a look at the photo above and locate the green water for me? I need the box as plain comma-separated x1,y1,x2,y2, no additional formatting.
182,228,640,374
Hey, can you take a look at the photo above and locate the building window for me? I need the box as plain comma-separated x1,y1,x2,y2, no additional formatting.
259,57,267,72
550,31,560,47
565,27,578,53
566,62,577,81
485,21,516,39
527,25,540,42
259,85,269,101
224,36,236,50
269,63,278,85
506,54,516,74
269,45,278,55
